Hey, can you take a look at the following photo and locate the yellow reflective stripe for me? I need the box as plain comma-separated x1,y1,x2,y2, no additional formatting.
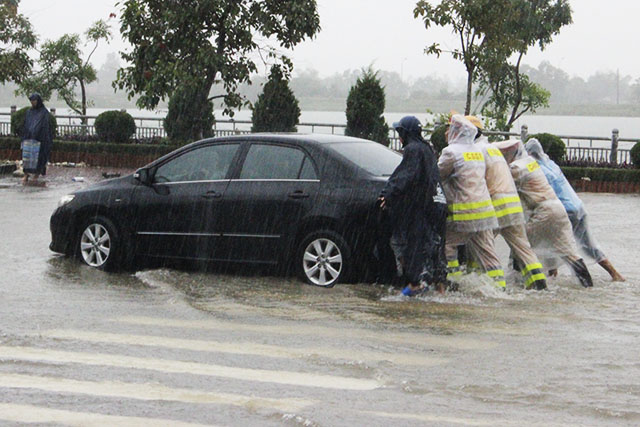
447,271,463,277
487,148,503,157
495,280,506,288
449,210,497,221
492,196,521,207
527,161,540,172
448,260,460,268
449,199,493,211
463,152,484,161
495,206,524,218
525,273,547,287
522,263,543,274
487,269,505,278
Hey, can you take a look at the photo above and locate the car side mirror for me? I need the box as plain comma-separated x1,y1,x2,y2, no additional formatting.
134,167,151,186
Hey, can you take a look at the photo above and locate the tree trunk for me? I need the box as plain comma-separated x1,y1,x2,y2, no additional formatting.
80,79,88,126
465,69,473,115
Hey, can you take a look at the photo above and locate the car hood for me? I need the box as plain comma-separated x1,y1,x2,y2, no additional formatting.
72,175,134,195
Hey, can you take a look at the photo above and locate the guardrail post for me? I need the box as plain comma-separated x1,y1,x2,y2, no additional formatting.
520,124,528,141
10,105,16,114
610,129,619,164
50,108,56,116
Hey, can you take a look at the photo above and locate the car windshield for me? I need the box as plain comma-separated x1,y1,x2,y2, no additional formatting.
329,142,402,176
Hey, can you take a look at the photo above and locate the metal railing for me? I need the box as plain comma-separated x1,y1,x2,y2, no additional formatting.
1,110,638,165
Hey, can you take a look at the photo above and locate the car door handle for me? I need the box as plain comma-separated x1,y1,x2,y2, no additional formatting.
288,190,309,199
202,191,222,199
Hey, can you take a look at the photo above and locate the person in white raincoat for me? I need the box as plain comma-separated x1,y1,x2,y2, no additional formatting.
494,139,593,288
438,114,505,289
466,116,547,290
525,139,624,281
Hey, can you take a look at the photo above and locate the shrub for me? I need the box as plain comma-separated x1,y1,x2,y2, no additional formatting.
631,142,640,168
526,132,566,163
251,65,300,132
560,166,640,183
429,125,448,154
94,110,136,143
345,67,389,146
11,106,58,138
164,84,214,143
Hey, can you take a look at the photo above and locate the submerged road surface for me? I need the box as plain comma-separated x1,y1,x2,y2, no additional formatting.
0,168,639,426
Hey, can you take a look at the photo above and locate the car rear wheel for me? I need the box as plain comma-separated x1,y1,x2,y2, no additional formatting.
298,230,351,287
76,216,123,271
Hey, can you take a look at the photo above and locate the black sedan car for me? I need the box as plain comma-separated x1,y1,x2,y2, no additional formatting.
50,134,402,287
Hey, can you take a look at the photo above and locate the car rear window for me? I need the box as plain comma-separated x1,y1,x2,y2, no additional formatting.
329,142,402,176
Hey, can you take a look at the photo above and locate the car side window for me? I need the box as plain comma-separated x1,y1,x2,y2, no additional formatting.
299,156,318,180
154,143,239,183
239,144,307,180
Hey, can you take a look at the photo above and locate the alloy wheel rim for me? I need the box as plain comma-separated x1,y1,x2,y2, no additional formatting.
303,238,342,286
80,223,111,267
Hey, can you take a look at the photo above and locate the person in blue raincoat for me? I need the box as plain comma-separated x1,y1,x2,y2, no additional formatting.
379,116,448,296
525,139,624,281
20,93,54,185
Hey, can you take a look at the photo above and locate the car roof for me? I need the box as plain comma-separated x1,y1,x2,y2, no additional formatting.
194,133,375,147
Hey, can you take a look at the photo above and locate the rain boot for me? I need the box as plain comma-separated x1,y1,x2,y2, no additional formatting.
565,258,593,288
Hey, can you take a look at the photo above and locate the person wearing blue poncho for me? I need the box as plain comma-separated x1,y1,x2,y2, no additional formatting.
525,139,624,282
20,93,54,185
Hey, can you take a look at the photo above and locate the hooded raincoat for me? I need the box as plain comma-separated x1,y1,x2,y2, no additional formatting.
381,116,447,285
438,115,504,288
525,139,605,262
495,139,593,287
21,94,53,175
476,136,545,289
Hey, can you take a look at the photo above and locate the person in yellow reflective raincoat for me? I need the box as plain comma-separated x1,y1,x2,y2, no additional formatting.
465,116,547,290
438,115,505,289
494,139,593,288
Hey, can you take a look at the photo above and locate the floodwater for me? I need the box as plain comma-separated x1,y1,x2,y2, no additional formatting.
1,168,639,426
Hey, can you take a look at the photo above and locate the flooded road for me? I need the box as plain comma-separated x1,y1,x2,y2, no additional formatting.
1,168,639,426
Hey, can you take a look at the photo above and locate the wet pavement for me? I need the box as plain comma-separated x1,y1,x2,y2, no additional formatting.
0,166,639,426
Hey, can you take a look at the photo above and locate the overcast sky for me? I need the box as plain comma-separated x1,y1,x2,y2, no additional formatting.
18,0,639,81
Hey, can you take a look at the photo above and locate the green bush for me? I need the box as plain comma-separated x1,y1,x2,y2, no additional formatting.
345,67,389,146
0,136,176,157
94,110,136,143
429,125,448,154
526,132,566,163
631,142,640,168
252,65,300,132
560,166,640,183
164,84,214,143
11,106,58,138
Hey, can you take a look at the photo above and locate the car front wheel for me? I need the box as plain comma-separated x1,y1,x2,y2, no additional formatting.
77,216,122,271
298,230,351,287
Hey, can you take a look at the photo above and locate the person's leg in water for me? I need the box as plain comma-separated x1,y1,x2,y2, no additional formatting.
570,213,625,282
466,231,506,290
500,225,547,290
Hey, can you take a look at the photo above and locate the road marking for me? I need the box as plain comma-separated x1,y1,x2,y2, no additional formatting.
360,410,496,426
0,346,379,391
113,315,493,350
0,403,214,426
39,329,445,367
0,373,314,412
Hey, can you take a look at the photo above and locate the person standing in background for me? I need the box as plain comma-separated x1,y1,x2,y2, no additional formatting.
20,93,54,185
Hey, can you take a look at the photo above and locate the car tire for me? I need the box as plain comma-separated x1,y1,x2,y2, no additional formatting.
76,216,124,271
297,230,351,287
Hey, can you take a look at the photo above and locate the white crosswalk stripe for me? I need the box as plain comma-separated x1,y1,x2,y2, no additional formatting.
0,403,216,427
0,373,315,412
0,345,380,390
38,329,445,367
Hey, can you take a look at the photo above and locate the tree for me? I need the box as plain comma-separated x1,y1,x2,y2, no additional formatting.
164,83,215,142
0,0,37,85
345,68,389,145
476,0,572,130
414,0,500,115
115,0,320,139
19,20,112,121
252,65,300,132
